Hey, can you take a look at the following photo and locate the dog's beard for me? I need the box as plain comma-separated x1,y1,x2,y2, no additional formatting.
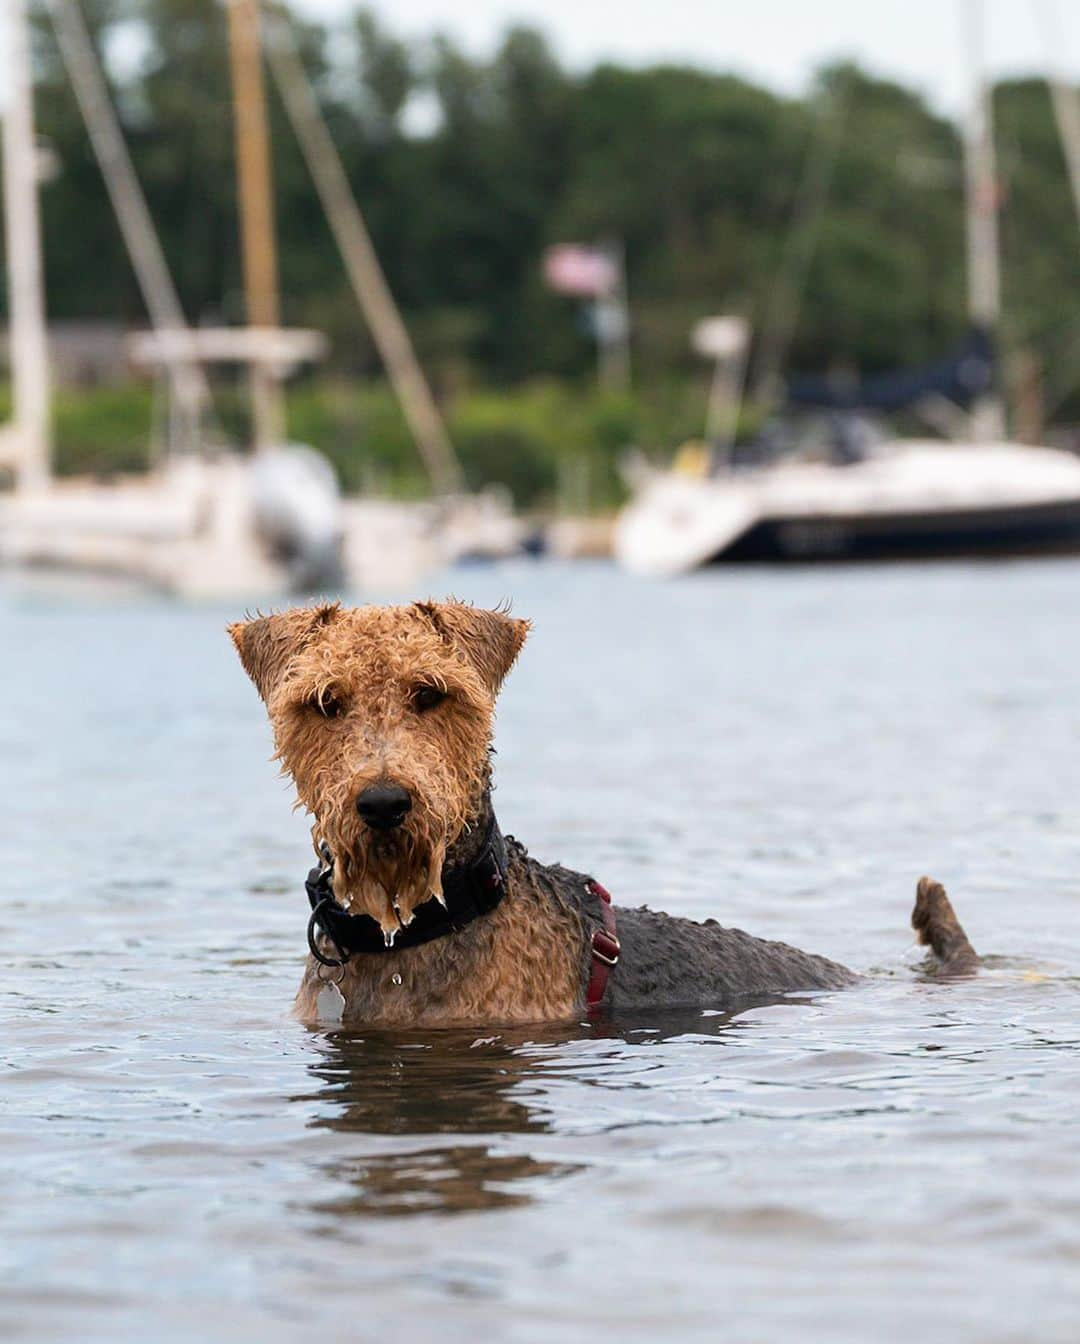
320,814,449,943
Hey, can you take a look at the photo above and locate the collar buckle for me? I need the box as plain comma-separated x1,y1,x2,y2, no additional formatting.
591,927,621,967
586,879,620,1009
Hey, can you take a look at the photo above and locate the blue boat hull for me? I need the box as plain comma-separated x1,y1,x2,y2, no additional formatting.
714,497,1080,563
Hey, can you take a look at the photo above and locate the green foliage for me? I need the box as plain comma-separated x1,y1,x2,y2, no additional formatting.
286,378,704,509
5,4,1080,470
285,381,427,497
52,384,157,476
10,375,727,511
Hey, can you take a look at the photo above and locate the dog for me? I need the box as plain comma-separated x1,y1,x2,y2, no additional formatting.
229,600,976,1025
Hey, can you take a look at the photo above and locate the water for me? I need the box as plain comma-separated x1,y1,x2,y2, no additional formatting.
3,560,1080,1342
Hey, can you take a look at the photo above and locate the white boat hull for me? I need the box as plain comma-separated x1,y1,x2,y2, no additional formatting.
0,451,343,597
615,442,1080,575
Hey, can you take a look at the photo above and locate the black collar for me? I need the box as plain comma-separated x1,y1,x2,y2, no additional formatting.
305,816,509,966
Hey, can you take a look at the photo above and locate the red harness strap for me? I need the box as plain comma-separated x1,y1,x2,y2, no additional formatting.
585,879,620,1009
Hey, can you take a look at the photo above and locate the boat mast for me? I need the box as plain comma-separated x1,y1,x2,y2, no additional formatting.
963,0,1006,441
225,0,285,453
263,13,463,495
750,88,845,409
1035,1,1080,243
2,0,51,492
45,0,211,455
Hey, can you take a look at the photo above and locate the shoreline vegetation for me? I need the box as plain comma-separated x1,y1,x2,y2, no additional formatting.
0,377,733,511
4,6,1080,504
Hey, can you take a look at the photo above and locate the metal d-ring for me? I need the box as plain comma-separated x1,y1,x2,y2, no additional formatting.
307,897,350,969
316,958,346,987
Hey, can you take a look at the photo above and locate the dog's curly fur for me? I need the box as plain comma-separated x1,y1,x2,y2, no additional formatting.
231,599,523,941
230,600,975,1026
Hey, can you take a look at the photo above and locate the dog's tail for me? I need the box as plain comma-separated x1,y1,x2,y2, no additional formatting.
912,876,978,975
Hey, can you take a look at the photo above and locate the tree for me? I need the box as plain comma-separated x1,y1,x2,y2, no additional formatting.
6,3,1080,410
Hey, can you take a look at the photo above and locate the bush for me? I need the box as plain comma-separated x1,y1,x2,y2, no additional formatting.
1,374,734,512
53,384,157,477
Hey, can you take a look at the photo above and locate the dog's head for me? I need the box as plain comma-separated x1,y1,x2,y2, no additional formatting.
229,600,529,936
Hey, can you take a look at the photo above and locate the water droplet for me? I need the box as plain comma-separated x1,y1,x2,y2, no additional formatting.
392,973,403,987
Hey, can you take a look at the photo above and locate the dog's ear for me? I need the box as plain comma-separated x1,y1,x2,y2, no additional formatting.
228,603,339,702
415,601,530,695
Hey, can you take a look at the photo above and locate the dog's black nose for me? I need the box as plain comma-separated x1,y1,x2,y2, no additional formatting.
356,783,412,831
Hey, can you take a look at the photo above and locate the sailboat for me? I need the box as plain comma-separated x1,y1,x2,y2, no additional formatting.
0,0,524,595
0,0,346,596
614,6,1080,575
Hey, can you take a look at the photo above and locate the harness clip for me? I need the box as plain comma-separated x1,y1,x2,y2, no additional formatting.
591,928,621,967
307,897,351,968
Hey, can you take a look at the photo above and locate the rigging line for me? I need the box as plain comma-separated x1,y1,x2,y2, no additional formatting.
46,0,216,445
262,7,464,495
750,83,847,410
1034,0,1080,244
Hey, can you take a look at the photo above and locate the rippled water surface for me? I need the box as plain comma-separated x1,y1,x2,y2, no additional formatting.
4,560,1080,1342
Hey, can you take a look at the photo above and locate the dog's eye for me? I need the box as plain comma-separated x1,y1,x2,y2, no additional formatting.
412,685,447,712
309,690,345,719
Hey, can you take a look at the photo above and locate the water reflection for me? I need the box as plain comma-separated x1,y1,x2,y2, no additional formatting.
294,998,801,1217
294,1026,577,1215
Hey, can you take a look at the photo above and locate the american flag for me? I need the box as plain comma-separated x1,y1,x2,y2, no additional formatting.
542,244,618,298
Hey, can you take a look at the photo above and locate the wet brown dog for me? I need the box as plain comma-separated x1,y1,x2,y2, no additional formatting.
229,600,976,1026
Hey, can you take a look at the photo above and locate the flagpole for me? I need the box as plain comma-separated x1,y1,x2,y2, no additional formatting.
543,241,630,390
611,238,631,392
597,238,630,392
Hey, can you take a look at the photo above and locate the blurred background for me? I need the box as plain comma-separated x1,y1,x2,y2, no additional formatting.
7,7,1080,1341
6,0,1080,591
